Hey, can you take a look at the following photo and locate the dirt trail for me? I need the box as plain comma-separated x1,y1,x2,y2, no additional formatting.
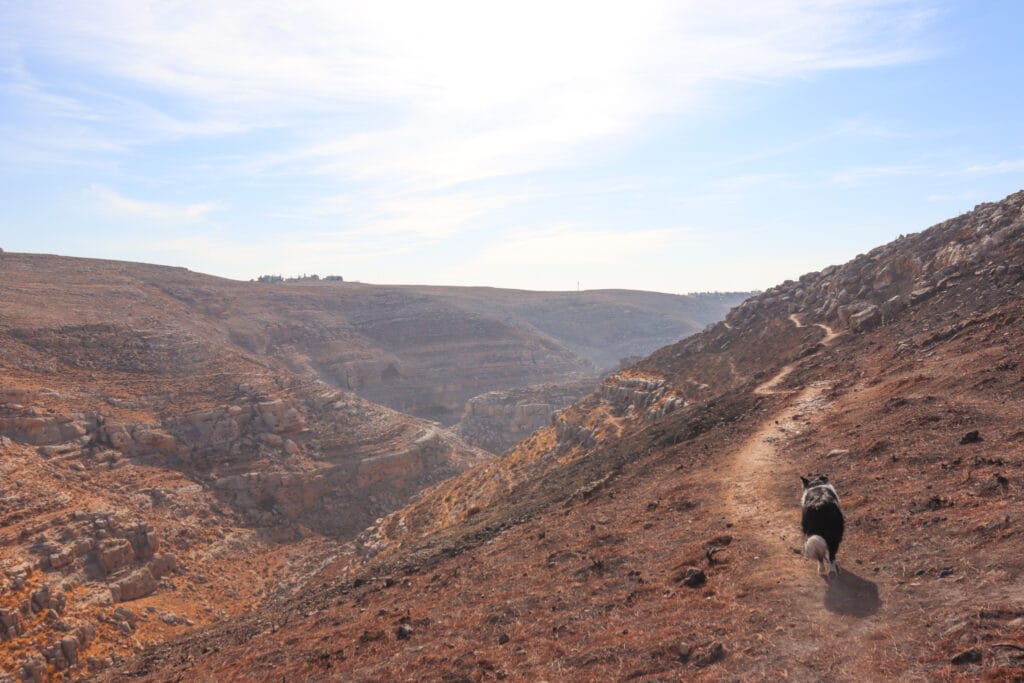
754,318,838,396
732,314,839,546
725,316,884,678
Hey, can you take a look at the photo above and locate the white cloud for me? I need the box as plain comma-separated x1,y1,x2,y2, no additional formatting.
831,163,929,186
5,1,934,188
355,191,522,239
90,186,220,223
963,159,1024,175
3,1,944,292
269,188,529,242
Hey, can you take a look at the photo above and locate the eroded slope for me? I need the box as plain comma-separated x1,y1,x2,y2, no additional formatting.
0,255,741,679
117,191,1024,681
0,257,493,679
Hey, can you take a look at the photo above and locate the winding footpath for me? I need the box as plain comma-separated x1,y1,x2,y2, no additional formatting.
723,316,887,678
733,315,839,556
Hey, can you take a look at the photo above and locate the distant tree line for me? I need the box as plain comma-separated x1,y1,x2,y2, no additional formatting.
253,273,344,283
688,290,760,296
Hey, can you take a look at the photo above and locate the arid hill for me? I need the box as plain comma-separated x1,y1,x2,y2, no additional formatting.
0,255,496,678
0,255,740,679
397,286,747,373
116,191,1024,682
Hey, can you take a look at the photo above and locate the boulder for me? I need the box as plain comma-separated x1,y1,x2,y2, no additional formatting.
872,255,920,291
61,635,80,666
41,641,69,670
910,286,935,303
129,527,160,559
75,622,96,647
679,568,707,587
97,538,135,574
170,407,250,459
257,400,305,434
259,432,284,448
0,414,88,446
19,657,47,683
48,546,76,569
72,537,95,557
131,427,178,456
850,305,880,332
110,566,157,602
0,607,20,638
102,423,134,451
150,552,178,578
30,584,52,612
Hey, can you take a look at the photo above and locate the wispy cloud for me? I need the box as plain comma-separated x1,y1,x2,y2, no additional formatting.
4,1,935,188
831,163,930,186
354,191,523,239
824,155,1024,188
1,1,951,290
962,158,1024,175
90,186,220,223
268,188,529,242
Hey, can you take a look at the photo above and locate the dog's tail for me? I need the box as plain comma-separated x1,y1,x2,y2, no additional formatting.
804,535,829,563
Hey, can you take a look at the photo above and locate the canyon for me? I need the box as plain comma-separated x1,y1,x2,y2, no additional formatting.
0,255,742,679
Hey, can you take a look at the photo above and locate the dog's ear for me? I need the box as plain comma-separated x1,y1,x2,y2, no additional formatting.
800,476,810,488
820,474,829,482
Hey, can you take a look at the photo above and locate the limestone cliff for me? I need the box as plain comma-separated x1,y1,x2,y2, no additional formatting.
454,378,597,453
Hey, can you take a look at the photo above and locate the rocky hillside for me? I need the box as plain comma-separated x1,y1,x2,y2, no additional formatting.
0,254,740,680
0,255,498,678
117,191,1024,681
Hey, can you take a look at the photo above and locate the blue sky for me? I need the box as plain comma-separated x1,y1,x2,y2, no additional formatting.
2,1,1023,292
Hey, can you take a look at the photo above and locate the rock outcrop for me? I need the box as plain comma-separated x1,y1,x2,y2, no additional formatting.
724,192,1024,334
455,379,596,453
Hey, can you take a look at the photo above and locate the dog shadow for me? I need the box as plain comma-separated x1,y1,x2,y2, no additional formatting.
823,567,882,617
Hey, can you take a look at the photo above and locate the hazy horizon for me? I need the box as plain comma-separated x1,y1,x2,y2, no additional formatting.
0,248,759,297
3,2,1023,292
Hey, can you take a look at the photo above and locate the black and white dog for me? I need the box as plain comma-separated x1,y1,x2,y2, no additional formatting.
800,474,844,579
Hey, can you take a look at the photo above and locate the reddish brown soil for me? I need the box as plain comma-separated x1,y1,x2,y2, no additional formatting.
109,191,1024,681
